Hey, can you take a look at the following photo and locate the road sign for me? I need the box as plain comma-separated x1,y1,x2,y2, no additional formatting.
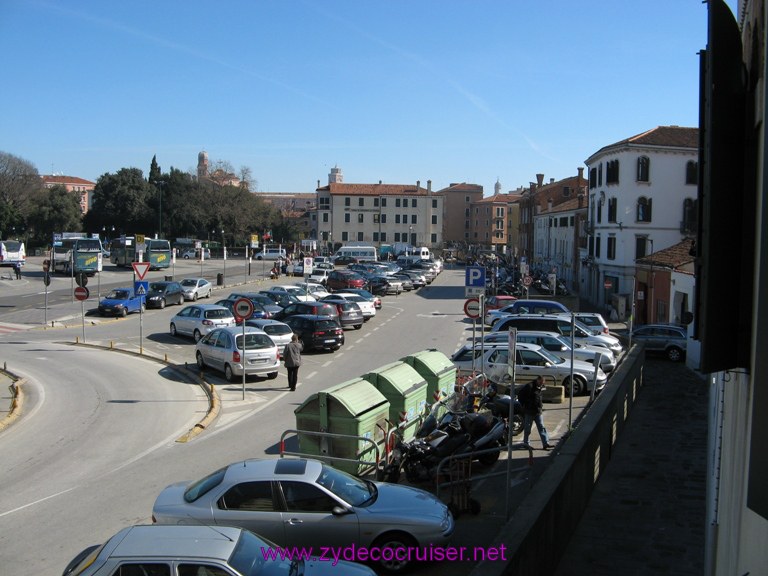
303,257,313,275
233,297,254,321
43,272,51,287
134,281,148,296
74,286,90,301
604,279,613,290
75,272,88,288
465,265,486,296
523,275,533,287
464,298,481,319
132,261,150,280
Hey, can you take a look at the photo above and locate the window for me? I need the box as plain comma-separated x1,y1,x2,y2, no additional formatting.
357,232,363,241
637,156,650,182
178,565,229,576
344,197,350,206
115,564,171,576
606,160,619,184
431,233,437,243
395,215,401,224
373,214,380,223
357,213,364,223
559,216,568,227
595,236,601,258
432,214,438,225
598,163,603,186
682,198,697,234
280,481,338,512
589,167,597,189
380,232,387,241
394,233,401,242
395,198,401,207
465,208,470,217
635,236,648,259
409,199,415,207
607,236,616,260
344,214,350,223
411,215,417,224
373,198,379,207
322,213,328,223
341,231,348,241
381,214,386,223
637,197,652,222
686,160,698,184
381,198,387,207
219,481,274,511
607,198,617,222
358,197,364,206
432,199,438,208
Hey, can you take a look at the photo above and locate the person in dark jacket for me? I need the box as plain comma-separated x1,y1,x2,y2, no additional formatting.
282,333,303,391
517,375,552,450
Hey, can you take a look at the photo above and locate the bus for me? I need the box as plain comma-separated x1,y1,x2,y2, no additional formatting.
111,236,172,270
52,235,103,275
332,245,378,263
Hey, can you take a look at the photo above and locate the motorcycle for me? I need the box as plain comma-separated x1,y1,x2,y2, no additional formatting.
474,384,524,439
383,393,507,484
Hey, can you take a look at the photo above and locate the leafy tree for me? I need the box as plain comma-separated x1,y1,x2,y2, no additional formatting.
148,155,161,185
85,168,154,235
0,151,43,237
27,185,83,245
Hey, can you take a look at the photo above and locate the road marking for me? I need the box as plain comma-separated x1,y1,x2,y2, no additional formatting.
305,371,317,380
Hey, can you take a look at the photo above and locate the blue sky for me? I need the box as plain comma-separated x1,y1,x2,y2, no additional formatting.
0,0,739,195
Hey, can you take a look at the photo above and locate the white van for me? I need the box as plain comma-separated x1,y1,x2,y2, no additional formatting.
255,248,286,260
333,245,377,262
416,247,431,260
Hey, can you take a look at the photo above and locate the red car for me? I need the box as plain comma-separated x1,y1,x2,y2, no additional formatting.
485,295,518,311
326,270,366,291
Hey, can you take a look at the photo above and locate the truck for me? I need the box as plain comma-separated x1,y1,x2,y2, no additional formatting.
0,240,26,269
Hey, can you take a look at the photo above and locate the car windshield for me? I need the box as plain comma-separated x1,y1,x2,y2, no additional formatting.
107,289,130,299
184,466,227,502
180,279,198,287
237,333,274,350
149,283,168,292
228,530,270,575
263,324,292,336
316,464,376,506
537,347,566,365
316,320,338,330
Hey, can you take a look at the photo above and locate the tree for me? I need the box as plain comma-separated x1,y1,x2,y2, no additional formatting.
148,155,161,185
238,166,257,192
85,168,154,235
0,151,43,237
27,185,83,246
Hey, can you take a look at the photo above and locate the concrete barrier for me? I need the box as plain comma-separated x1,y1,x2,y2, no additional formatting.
543,385,565,404
469,346,646,576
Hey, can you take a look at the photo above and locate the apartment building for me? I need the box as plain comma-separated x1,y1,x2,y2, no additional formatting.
41,175,95,214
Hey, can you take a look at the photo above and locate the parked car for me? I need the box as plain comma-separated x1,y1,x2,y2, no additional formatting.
266,284,316,302
397,269,427,288
391,273,415,291
282,314,345,351
169,304,236,341
344,288,382,309
273,301,339,321
320,298,364,329
195,326,280,381
97,287,144,317
451,341,608,396
314,261,335,271
293,281,331,299
181,247,211,259
485,295,518,311
308,267,332,285
327,269,367,291
258,290,301,308
630,324,688,361
485,299,570,325
152,457,453,573
62,524,376,576
145,281,185,309
332,255,359,266
511,330,617,372
243,318,294,349
323,292,376,320
366,275,402,295
226,292,283,316
215,298,272,321
179,277,213,301
572,312,611,335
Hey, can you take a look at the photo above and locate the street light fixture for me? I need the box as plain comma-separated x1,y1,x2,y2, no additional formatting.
222,228,226,284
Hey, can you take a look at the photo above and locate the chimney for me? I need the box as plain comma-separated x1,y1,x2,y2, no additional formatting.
316,179,320,189
416,180,420,191
536,174,544,187
548,198,553,211
427,180,432,194
530,181,537,192
550,178,555,184
577,167,584,181
379,180,382,184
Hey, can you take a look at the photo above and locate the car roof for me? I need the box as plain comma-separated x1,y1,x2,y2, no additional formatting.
466,341,538,351
106,525,241,560
210,326,268,336
223,458,321,483
286,314,341,322
181,304,231,312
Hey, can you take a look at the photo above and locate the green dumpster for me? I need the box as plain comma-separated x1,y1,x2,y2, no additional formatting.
294,378,389,475
401,349,457,405
363,361,428,440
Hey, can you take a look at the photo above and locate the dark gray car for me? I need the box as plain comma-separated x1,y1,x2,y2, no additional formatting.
631,324,687,361
145,281,185,309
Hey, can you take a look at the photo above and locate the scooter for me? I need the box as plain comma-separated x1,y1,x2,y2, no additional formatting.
475,385,524,439
384,395,506,483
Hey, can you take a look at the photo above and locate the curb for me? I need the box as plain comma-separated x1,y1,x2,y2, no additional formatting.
0,370,24,432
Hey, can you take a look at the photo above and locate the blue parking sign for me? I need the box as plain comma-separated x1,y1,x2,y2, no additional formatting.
465,266,485,287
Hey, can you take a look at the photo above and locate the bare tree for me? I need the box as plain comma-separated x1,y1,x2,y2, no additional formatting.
0,151,44,235
238,165,257,192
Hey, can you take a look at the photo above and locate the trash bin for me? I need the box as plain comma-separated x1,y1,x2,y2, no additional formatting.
294,378,390,475
164,275,173,281
401,349,457,406
217,273,224,286
363,361,428,440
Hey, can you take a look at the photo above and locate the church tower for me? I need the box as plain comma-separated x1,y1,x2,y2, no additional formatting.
495,178,502,195
329,165,343,184
197,150,209,180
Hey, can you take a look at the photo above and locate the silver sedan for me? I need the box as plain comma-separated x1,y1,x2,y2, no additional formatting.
180,277,213,301
152,458,454,573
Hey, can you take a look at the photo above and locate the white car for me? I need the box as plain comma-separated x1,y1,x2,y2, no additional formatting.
269,284,316,302
293,281,331,299
451,341,607,396
504,330,616,372
170,304,236,342
195,326,280,382
309,268,332,285
327,292,377,319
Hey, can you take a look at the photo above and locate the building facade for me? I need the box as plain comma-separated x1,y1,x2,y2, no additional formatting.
582,126,699,313
41,175,96,214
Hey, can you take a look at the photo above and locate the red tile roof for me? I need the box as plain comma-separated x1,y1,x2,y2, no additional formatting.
320,182,430,196
589,126,699,159
637,238,695,270
41,175,95,186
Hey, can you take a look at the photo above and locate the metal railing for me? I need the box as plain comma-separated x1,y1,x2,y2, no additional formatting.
279,428,381,476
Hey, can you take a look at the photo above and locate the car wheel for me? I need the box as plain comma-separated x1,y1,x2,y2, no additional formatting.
120,307,127,318
159,299,166,309
267,371,278,380
184,255,190,259
372,532,416,572
193,329,202,342
564,375,586,396
354,323,362,330
192,293,198,301
667,346,683,362
510,414,524,437
170,323,178,336
224,364,236,382
196,351,206,370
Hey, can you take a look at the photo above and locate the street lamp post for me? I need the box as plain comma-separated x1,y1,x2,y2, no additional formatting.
221,229,226,285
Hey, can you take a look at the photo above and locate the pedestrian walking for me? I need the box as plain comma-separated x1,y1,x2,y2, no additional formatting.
13,263,21,280
283,333,303,391
518,375,553,450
